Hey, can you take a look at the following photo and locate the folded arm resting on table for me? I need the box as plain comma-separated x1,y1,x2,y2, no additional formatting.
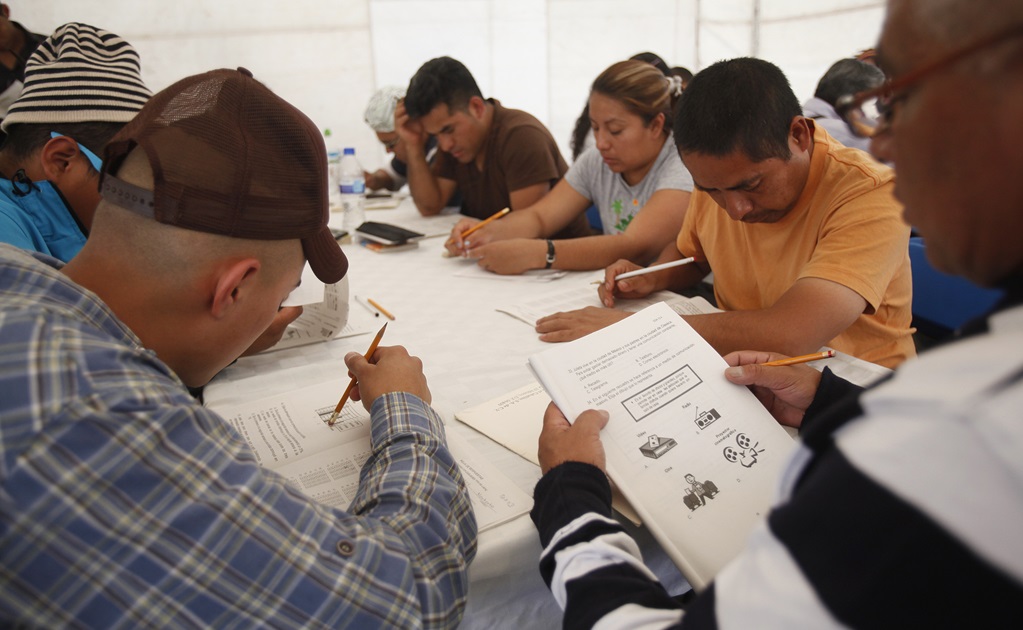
538,269,865,353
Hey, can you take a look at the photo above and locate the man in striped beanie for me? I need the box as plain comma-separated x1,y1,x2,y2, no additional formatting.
0,3,45,134
0,22,150,262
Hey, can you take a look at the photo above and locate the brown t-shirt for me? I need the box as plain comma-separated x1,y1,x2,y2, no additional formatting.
434,99,591,239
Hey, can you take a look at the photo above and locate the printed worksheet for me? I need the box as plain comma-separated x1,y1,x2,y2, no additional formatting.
455,381,642,526
212,381,531,532
528,302,795,589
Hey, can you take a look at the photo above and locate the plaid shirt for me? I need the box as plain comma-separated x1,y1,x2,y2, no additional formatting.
0,245,477,629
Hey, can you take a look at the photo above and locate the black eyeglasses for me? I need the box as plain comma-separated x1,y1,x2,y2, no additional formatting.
836,23,1023,138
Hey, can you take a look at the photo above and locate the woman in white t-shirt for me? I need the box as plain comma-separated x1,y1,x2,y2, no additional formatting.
443,60,694,274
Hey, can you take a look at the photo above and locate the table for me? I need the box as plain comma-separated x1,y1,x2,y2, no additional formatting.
203,199,888,628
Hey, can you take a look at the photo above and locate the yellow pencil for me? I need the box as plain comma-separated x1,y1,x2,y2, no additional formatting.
760,349,836,367
327,323,388,426
366,298,395,321
460,207,510,240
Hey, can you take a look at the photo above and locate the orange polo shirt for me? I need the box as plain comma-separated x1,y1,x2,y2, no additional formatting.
677,124,915,368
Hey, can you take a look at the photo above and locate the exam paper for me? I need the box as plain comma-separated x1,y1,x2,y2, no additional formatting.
211,380,531,532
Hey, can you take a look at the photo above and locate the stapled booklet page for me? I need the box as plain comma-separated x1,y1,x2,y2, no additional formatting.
528,302,796,589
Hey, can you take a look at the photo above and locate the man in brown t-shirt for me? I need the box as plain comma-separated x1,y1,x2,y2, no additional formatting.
396,56,591,239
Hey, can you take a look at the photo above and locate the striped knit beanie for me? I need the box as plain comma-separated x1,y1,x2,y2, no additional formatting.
1,22,151,132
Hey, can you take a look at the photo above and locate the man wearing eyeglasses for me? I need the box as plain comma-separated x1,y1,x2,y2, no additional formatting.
0,23,150,262
530,0,1023,626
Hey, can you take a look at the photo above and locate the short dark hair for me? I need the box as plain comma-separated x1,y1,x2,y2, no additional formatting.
813,58,885,106
1,121,127,173
629,51,670,76
675,57,801,162
404,56,483,119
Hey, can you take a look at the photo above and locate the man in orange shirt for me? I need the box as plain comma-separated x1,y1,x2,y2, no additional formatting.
537,57,915,368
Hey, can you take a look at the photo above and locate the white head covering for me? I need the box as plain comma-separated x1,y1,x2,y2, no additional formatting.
363,85,406,133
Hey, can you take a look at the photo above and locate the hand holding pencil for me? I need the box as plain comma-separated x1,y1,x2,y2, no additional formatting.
328,327,432,425
444,207,510,257
328,323,387,425
721,349,833,429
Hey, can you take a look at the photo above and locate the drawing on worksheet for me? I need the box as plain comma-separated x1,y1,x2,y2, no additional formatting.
639,434,678,459
528,302,798,589
682,473,719,512
693,406,720,430
723,433,764,468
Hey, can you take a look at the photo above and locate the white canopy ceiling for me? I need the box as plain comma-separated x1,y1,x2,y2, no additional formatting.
18,0,885,165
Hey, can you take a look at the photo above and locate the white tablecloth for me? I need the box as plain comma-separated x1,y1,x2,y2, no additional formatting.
203,200,888,628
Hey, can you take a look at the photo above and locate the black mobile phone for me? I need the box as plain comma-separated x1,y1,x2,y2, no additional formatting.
354,221,425,245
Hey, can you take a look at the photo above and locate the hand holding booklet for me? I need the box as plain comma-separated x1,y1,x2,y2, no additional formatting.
527,302,796,590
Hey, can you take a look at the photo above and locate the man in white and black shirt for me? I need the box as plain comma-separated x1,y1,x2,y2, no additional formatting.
530,0,1023,627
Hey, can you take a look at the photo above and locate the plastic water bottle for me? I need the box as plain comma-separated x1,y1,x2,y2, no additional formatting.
326,148,342,210
323,129,342,210
339,147,366,230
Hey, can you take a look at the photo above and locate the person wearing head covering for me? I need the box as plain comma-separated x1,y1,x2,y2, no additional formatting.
362,84,445,193
0,22,151,261
0,67,476,627
0,2,45,135
363,85,408,191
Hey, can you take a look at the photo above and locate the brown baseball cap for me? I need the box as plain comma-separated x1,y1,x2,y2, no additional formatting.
98,67,348,284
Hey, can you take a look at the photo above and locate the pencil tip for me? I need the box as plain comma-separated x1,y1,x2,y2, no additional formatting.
327,411,338,426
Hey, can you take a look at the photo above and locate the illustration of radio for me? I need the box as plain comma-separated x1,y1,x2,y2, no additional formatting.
694,407,720,430
639,434,678,459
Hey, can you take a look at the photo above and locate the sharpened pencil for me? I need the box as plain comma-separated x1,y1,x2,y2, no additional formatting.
459,207,510,240
327,323,388,426
760,349,836,367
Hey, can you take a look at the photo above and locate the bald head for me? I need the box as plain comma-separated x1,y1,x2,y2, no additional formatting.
66,147,306,387
871,0,1023,287
88,147,303,288
886,0,1023,60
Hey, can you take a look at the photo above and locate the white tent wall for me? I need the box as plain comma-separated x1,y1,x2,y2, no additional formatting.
17,0,883,172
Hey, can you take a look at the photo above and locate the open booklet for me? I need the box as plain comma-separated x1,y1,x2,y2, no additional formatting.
527,302,797,590
207,380,532,533
455,382,642,526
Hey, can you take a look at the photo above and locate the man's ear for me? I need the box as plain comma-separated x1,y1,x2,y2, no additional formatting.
210,258,262,319
467,95,487,120
790,116,814,153
39,136,84,181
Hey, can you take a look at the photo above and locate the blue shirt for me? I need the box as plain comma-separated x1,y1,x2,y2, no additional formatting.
0,176,86,261
0,244,477,628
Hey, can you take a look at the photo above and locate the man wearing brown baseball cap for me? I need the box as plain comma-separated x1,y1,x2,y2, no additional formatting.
0,68,476,627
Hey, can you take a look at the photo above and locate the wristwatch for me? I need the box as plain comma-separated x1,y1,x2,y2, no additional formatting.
545,239,556,269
